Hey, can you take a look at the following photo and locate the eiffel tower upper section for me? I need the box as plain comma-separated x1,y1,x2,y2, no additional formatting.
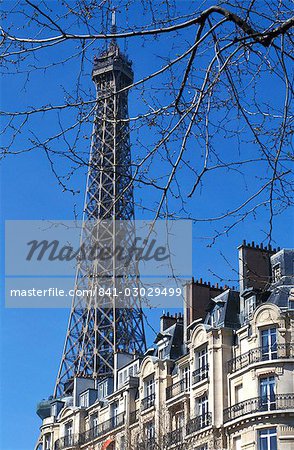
54,39,146,398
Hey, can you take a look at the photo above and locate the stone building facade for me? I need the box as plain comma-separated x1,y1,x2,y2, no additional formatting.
35,244,294,450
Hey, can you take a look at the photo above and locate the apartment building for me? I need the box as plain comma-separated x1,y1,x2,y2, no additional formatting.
35,243,294,450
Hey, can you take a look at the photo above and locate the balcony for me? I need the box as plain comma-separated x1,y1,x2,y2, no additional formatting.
141,393,155,411
136,438,157,450
186,412,212,435
228,343,293,373
164,428,183,447
223,394,294,422
55,434,80,450
166,379,189,400
192,365,209,384
76,413,124,446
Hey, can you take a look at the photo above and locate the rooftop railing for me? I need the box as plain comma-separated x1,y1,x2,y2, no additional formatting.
228,343,293,373
186,412,212,435
223,394,294,422
141,393,155,411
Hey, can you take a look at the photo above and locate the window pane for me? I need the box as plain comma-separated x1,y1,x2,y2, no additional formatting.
270,435,277,450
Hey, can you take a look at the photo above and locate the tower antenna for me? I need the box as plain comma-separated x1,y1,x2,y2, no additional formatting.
111,7,117,46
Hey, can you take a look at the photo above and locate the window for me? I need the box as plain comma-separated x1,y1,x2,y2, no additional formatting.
44,434,51,450
91,413,99,437
144,376,155,407
233,436,241,450
64,422,73,446
259,376,276,410
145,420,155,444
272,264,281,283
210,308,221,326
195,346,208,382
80,391,89,408
158,348,164,359
98,380,108,399
261,328,277,360
175,410,184,430
197,395,209,427
51,403,57,417
244,295,256,319
133,362,139,375
258,428,277,450
181,365,190,390
234,384,242,404
145,377,155,396
112,401,119,426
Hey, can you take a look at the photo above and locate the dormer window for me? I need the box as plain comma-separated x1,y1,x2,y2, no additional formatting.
80,391,89,408
210,308,221,326
272,263,281,283
244,295,256,319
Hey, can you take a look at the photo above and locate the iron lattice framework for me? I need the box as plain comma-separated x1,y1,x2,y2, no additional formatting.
54,43,146,397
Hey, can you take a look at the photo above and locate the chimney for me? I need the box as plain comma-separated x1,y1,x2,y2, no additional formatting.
238,240,276,294
160,313,178,332
184,280,224,333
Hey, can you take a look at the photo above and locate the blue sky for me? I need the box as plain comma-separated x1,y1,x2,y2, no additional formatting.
1,2,293,450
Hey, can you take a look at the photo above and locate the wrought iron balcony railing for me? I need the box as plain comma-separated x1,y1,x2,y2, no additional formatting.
77,413,125,446
228,343,293,373
166,378,189,400
186,412,212,435
164,428,183,447
141,393,155,411
192,365,209,384
55,434,80,449
223,394,294,422
136,438,158,450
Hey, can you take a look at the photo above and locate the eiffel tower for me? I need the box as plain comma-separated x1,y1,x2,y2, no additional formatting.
54,27,146,398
